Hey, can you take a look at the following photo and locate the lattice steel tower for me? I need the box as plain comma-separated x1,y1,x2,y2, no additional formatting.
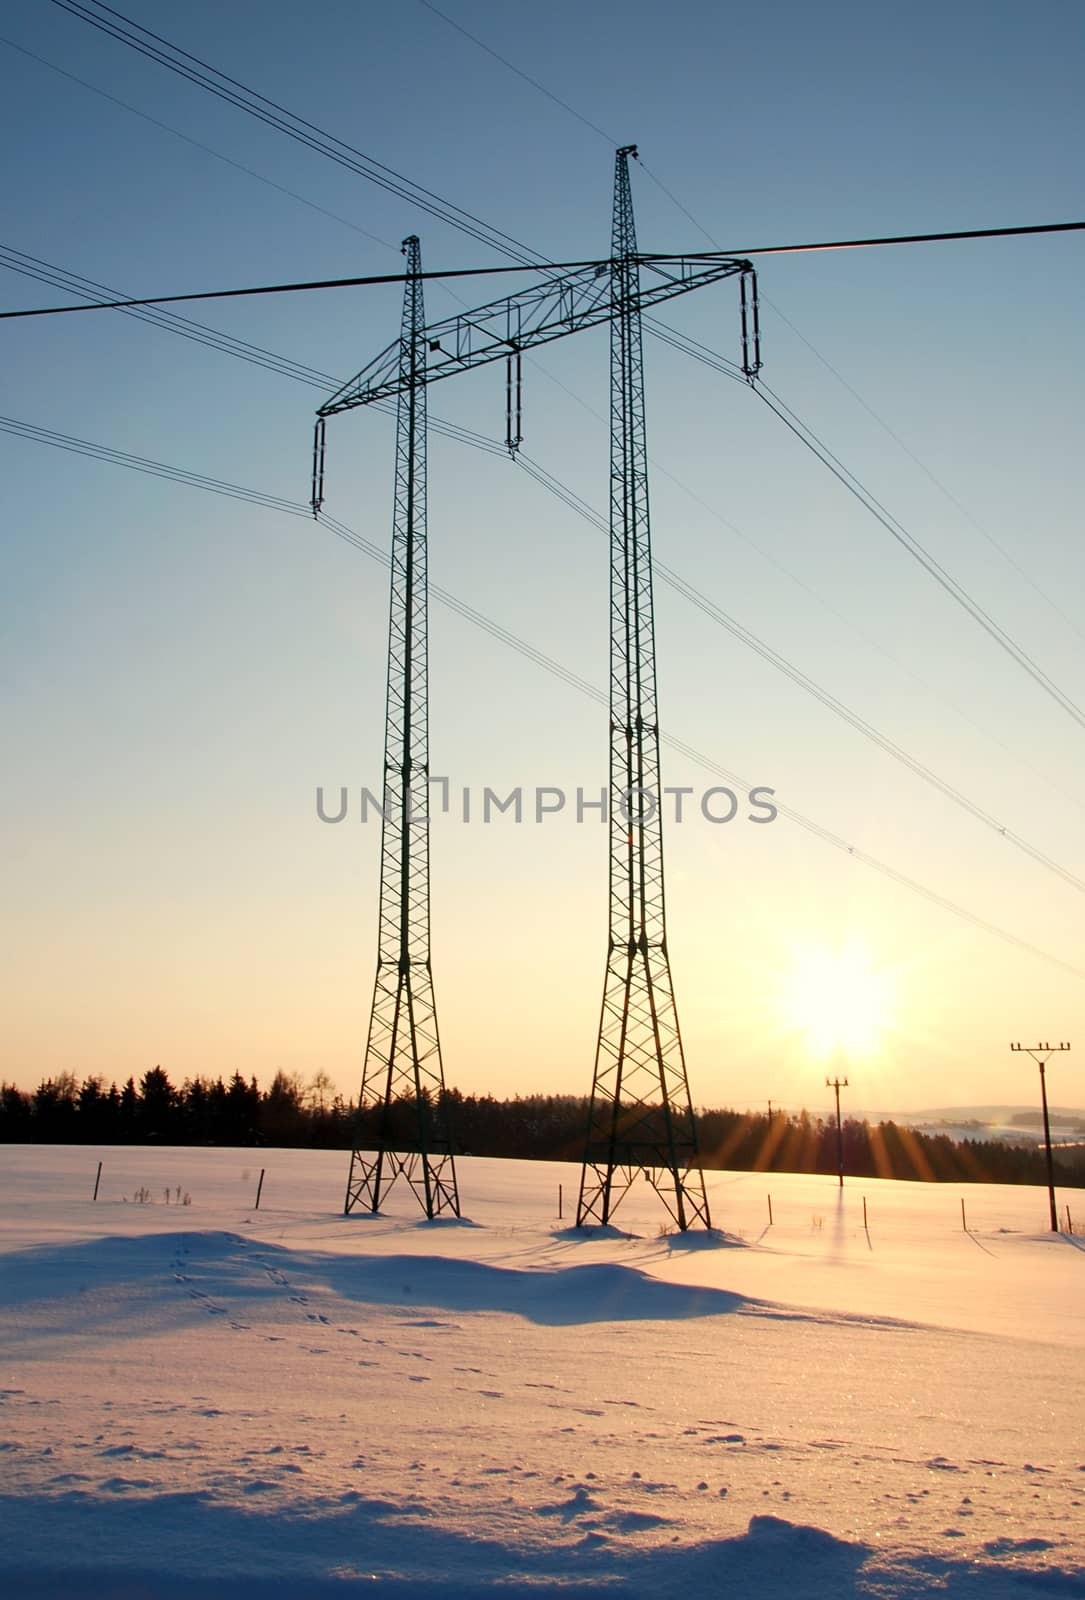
314,158,758,1226
576,149,711,1231
341,236,459,1219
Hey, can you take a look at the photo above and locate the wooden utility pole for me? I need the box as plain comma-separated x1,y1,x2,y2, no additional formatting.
1010,1041,1070,1232
826,1076,849,1188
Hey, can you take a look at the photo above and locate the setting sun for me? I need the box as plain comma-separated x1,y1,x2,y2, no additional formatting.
779,941,895,1061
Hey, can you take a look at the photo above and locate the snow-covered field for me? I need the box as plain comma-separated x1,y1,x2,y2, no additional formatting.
1,1146,1082,1597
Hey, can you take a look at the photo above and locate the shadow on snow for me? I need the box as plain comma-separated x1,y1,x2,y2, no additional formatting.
1,1231,917,1331
2,1495,1082,1599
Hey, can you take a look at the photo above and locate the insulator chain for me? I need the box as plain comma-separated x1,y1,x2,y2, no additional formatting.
740,269,762,381
505,349,523,456
311,415,327,515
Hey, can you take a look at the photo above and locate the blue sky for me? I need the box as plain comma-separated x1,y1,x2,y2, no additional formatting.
2,0,1083,1112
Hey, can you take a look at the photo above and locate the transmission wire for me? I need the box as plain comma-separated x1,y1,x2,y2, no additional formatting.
0,34,398,252
415,0,617,146
750,380,1085,733
512,452,1085,895
4,410,1084,981
18,10,1085,934
759,291,1085,648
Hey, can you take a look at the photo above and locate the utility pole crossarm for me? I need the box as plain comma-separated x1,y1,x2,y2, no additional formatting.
1010,1040,1070,1232
316,253,753,418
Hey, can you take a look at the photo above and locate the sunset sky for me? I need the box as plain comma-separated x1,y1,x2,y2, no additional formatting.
2,0,1083,1115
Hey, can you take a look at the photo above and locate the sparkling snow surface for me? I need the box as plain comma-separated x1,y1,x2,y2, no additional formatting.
1,1146,1083,1597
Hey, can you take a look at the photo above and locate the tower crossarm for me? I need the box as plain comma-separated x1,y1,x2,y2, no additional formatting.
316,254,752,418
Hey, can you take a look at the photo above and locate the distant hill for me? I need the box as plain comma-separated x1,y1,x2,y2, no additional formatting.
856,1105,1085,1147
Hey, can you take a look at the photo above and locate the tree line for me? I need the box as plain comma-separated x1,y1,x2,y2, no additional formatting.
1,1068,1082,1188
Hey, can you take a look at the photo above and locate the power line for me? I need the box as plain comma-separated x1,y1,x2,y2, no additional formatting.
19,7,1085,895
513,453,1085,897
389,8,1085,677
750,379,1085,735
0,249,509,458
19,0,1085,324
758,290,1085,649
0,244,338,386
728,220,1085,256
47,0,549,266
0,415,302,510
5,216,1084,322
22,8,1084,990
4,410,1083,983
19,219,1069,840
9,231,1073,888
21,230,1075,870
518,358,1085,815
415,0,616,146
10,235,1081,867
640,280,1085,738
0,256,609,320
0,33,397,252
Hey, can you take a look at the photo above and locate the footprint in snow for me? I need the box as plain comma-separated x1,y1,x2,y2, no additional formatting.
599,1508,673,1532
536,1486,602,1522
985,1537,1055,1556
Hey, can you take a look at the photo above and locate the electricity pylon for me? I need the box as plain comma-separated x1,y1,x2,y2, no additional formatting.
575,149,710,1231
312,155,760,1227
336,237,459,1219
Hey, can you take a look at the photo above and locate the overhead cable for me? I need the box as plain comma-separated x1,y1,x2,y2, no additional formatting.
4,410,1083,981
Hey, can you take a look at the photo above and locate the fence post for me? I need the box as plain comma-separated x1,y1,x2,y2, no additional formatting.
254,1168,265,1210
558,1183,563,1221
767,1193,773,1225
93,1160,102,1202
960,1197,967,1232
862,1195,868,1229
